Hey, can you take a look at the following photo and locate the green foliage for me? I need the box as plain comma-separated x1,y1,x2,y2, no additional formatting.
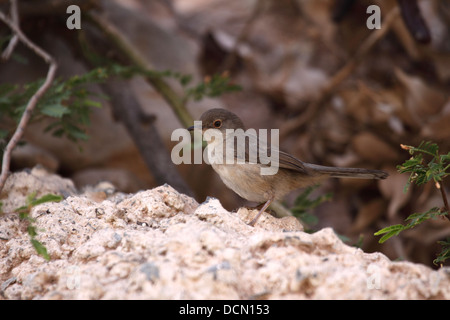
397,141,450,192
15,192,63,261
134,67,241,103
0,63,240,155
290,185,332,229
15,193,63,215
142,69,194,88
1,61,239,259
434,238,450,265
375,141,450,265
184,73,242,102
374,207,447,243
0,67,109,145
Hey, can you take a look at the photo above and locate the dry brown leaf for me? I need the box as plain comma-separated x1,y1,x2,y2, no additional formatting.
395,68,447,126
421,98,450,140
339,87,374,124
351,132,399,165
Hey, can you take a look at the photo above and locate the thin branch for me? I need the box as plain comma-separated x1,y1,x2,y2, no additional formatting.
0,9,58,193
397,0,431,43
76,20,193,196
85,11,194,128
437,182,450,221
280,6,400,139
0,11,55,64
220,0,265,72
1,0,19,61
100,79,194,196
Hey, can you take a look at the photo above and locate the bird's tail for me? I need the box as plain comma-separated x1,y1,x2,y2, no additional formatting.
305,164,388,180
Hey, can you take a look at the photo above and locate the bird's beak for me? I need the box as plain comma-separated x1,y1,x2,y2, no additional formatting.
187,124,202,132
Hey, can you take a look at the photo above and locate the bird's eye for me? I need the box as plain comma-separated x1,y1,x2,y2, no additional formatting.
213,119,222,128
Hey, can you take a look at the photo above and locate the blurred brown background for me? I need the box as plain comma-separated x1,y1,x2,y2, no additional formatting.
1,0,449,267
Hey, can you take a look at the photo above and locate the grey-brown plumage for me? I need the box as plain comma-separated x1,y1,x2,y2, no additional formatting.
189,108,388,226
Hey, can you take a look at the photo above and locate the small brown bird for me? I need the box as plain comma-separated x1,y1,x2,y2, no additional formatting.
189,108,388,226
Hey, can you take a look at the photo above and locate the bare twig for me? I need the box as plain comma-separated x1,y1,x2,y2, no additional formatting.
100,79,194,196
0,9,58,193
76,19,194,196
280,6,400,139
437,182,450,221
85,11,194,128
397,0,431,44
220,0,265,72
1,0,19,61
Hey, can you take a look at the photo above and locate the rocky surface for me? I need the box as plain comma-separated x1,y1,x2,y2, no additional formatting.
1,168,449,300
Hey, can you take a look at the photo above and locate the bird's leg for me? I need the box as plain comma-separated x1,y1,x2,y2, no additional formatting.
247,197,273,226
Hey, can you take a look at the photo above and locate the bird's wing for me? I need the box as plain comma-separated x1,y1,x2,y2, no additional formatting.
225,131,309,175
241,146,309,174
277,150,309,174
